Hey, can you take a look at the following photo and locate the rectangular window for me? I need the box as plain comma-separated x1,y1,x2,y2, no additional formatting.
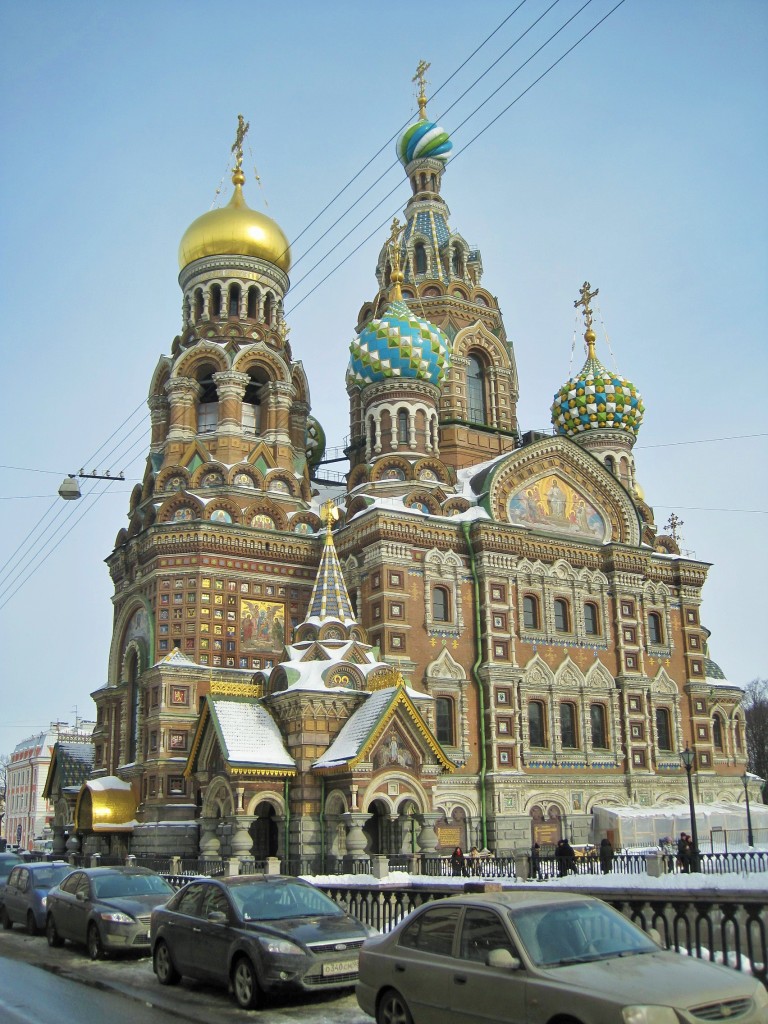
630,722,644,741
584,603,599,636
560,703,578,748
621,600,634,617
435,697,455,745
490,585,506,603
493,613,507,630
529,701,545,747
388,571,402,588
590,704,608,748
169,776,185,795
655,708,672,750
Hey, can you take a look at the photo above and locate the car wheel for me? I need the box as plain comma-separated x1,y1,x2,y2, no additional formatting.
231,955,262,1010
26,911,38,936
87,923,105,960
46,914,64,947
377,988,414,1024
153,940,181,985
1,908,12,931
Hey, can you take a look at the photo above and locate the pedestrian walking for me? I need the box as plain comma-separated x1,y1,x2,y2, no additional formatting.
599,837,614,874
450,846,467,877
531,842,541,880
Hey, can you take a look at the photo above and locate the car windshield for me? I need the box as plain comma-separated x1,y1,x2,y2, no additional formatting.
231,881,344,922
93,873,174,899
509,901,658,967
32,866,71,888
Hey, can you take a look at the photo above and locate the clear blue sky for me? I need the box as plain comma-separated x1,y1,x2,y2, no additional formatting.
1,0,766,757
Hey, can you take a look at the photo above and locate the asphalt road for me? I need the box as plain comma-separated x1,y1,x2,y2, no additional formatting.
0,927,372,1023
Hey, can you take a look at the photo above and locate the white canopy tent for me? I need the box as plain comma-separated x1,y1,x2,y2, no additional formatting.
593,801,768,850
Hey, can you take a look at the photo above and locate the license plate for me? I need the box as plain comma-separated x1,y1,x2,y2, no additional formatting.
321,958,357,977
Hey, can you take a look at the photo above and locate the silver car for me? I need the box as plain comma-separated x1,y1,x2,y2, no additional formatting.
356,890,768,1024
1,861,72,934
46,866,175,959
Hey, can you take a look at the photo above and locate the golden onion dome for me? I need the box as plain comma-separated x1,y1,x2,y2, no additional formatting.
178,169,291,273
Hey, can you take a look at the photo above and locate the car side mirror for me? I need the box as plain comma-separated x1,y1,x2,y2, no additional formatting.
207,910,228,924
486,948,522,971
76,891,87,901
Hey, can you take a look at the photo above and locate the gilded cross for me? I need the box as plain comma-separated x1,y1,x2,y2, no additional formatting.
574,281,599,332
413,60,431,120
231,113,250,170
321,499,338,532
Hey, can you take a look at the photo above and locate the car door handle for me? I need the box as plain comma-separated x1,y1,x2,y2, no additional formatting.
192,926,202,933
454,975,468,985
394,963,406,973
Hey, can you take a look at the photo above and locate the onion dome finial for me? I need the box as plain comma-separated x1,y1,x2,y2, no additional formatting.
551,282,645,438
396,60,452,166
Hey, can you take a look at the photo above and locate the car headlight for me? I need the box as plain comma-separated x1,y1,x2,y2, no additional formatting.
622,1008,678,1024
257,936,304,956
40,896,47,907
98,911,135,924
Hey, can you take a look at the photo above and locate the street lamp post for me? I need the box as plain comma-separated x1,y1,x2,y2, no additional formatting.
680,744,700,872
741,772,754,848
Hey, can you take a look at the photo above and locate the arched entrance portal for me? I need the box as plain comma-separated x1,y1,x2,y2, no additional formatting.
249,801,278,859
363,799,389,855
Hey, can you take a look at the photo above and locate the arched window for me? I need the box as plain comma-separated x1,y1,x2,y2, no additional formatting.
435,697,455,746
263,292,273,326
590,704,608,749
432,586,450,622
242,372,263,435
467,354,487,423
523,595,539,630
414,242,427,275
430,173,437,191
247,286,260,319
451,244,462,277
647,612,663,645
210,283,222,317
194,288,204,320
655,708,672,751
228,284,241,318
197,372,219,433
712,713,723,751
529,701,546,747
397,410,409,444
367,415,376,450
554,598,570,633
584,602,599,636
735,719,743,752
560,702,578,748
604,455,615,476
127,650,139,763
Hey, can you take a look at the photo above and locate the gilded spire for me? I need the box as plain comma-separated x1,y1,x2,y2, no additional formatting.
387,217,405,301
574,280,599,359
230,113,250,186
413,60,430,120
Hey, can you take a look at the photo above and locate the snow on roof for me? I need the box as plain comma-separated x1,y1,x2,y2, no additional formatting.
594,801,768,822
87,775,132,792
212,698,294,768
313,688,397,768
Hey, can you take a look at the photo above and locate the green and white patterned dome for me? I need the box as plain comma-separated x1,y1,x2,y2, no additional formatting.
348,299,451,388
551,344,644,438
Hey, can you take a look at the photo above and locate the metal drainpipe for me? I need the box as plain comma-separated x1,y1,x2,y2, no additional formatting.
462,521,488,850
283,777,290,868
319,777,326,871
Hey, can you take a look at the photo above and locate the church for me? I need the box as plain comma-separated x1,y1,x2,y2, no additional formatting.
84,69,750,866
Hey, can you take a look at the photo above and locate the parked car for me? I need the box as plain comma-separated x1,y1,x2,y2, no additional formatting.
46,866,175,959
1,861,72,934
0,852,23,884
356,890,768,1024
150,875,377,1010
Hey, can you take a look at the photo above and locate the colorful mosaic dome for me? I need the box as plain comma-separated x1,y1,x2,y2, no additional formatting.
551,351,644,438
396,119,452,166
348,299,451,387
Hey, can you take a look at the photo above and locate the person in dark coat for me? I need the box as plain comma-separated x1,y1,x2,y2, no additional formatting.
450,846,466,877
677,832,692,873
599,837,614,874
530,842,541,880
555,839,572,876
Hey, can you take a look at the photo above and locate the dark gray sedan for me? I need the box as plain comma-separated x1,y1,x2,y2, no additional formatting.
151,875,377,1010
46,866,175,959
1,861,72,934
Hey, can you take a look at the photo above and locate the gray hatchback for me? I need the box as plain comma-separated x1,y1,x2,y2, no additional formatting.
151,875,377,1010
46,866,175,959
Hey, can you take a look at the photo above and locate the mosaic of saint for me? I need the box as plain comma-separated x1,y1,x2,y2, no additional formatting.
507,474,606,541
240,599,285,651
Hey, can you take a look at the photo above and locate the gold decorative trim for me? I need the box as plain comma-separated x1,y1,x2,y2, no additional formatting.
210,681,264,698
350,688,455,772
229,766,295,778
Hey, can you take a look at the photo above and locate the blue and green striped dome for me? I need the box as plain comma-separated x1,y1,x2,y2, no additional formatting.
348,299,451,388
551,353,644,438
396,119,452,166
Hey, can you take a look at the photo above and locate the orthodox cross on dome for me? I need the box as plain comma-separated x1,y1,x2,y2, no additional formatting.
413,60,431,120
321,498,339,534
387,217,405,301
664,513,684,544
230,113,250,183
574,281,599,357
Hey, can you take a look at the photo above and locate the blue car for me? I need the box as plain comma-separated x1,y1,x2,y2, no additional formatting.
1,861,72,935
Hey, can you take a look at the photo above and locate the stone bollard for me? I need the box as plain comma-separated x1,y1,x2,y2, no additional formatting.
90,852,102,868
513,850,530,882
646,851,665,878
265,856,281,876
226,857,240,876
170,855,182,875
371,855,389,879
125,854,137,867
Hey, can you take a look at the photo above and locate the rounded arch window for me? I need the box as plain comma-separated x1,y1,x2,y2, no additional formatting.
529,700,546,747
194,288,204,320
263,292,274,326
584,602,599,636
435,696,455,746
467,353,488,423
560,702,578,748
432,585,450,622
247,286,260,319
197,368,219,434
414,242,427,275
590,703,608,748
475,293,490,307
451,244,462,277
523,595,540,630
604,455,615,475
647,611,663,645
210,283,222,317
228,283,241,318
397,409,409,444
554,598,570,633
655,707,672,751
712,713,724,751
